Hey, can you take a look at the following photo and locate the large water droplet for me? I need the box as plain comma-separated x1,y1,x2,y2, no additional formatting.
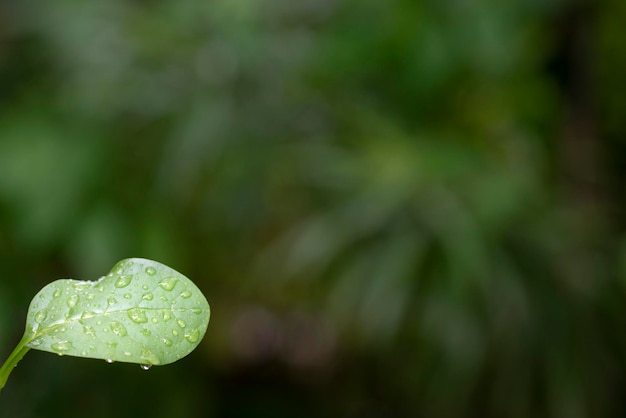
67,295,79,308
72,282,91,291
128,308,148,324
81,311,96,320
180,290,192,299
184,329,200,343
140,364,152,371
191,308,203,314
145,266,157,276
176,319,187,328
162,310,172,321
142,292,154,301
35,310,48,323
53,289,63,298
158,277,178,291
162,338,173,347
115,275,132,288
110,321,128,336
52,341,72,352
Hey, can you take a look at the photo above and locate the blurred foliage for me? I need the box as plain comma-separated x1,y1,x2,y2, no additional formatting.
0,0,625,417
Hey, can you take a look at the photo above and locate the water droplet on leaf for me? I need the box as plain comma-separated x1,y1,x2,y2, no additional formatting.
162,310,172,321
140,364,152,371
115,275,132,288
158,277,178,291
67,294,79,308
52,341,72,352
35,310,48,323
145,266,157,276
110,321,128,336
180,290,192,299
128,308,148,324
184,329,200,343
81,311,96,320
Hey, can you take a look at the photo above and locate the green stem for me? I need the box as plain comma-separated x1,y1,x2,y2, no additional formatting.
0,336,31,393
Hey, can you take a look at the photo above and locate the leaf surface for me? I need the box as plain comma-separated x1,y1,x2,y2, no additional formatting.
23,258,210,366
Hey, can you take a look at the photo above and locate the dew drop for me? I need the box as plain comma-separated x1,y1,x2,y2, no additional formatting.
172,330,179,336
145,266,157,276
180,290,192,299
123,351,132,357
52,341,72,352
162,310,172,321
110,321,128,336
158,277,178,291
142,292,154,301
162,338,173,347
107,342,118,349
142,284,149,290
151,318,158,324
35,310,48,323
86,293,95,301
191,308,203,314
29,339,42,347
53,289,63,298
83,325,96,336
124,293,132,299
67,295,79,308
140,364,152,371
128,308,148,324
115,275,132,288
108,297,118,305
177,319,187,328
72,282,91,291
106,359,114,364
81,311,97,320
141,328,152,336
184,329,200,343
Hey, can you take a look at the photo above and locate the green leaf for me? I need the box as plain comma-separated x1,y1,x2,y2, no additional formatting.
22,258,210,366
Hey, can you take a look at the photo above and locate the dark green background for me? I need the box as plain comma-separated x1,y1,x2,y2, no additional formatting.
1,0,625,417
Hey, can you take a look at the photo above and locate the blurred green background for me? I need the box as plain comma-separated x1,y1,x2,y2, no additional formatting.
1,0,625,416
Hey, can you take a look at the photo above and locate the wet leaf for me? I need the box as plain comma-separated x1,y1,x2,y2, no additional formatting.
22,258,210,366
